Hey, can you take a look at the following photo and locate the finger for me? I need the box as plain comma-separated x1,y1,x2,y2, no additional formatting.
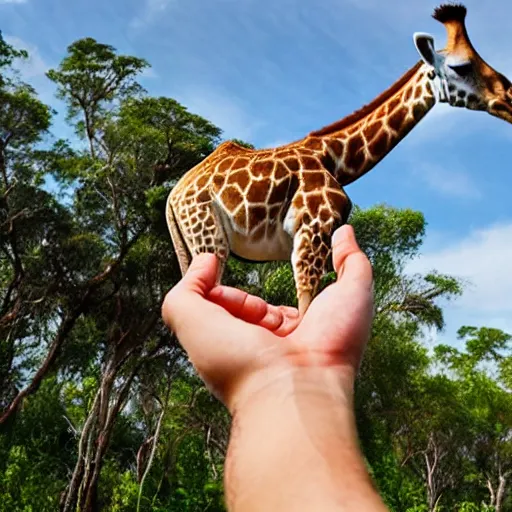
207,286,300,333
162,254,276,360
161,253,219,335
272,306,301,337
177,252,219,297
207,286,269,323
331,225,373,290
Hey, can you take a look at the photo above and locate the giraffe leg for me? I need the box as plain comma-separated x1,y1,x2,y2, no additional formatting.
170,198,230,285
166,198,192,276
291,223,332,317
288,180,351,317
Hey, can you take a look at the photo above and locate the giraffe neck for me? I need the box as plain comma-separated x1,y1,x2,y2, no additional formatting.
308,62,436,186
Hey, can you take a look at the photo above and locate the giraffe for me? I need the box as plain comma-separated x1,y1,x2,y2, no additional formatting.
166,3,512,317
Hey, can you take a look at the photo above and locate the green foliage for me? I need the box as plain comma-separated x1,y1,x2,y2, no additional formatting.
229,138,256,149
0,31,28,69
350,203,425,263
0,379,72,511
46,37,149,120
0,82,52,147
0,32,28,89
46,37,149,156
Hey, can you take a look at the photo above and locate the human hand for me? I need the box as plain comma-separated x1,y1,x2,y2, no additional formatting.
161,224,373,412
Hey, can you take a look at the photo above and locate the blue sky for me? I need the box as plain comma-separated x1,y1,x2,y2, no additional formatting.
2,0,512,348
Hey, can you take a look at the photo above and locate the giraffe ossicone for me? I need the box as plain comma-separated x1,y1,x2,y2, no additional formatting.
167,3,512,317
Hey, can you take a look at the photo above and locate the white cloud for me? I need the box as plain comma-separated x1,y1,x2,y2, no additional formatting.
3,35,49,79
174,87,263,142
408,223,512,317
411,162,481,200
130,0,173,29
0,0,27,4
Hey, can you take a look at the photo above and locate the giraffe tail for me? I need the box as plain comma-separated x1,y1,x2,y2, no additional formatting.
165,193,191,277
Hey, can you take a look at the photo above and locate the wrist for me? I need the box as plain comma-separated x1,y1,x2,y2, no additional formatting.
224,366,385,511
227,363,356,417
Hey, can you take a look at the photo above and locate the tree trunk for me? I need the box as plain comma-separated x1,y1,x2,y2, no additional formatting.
0,229,146,425
61,312,160,511
62,362,137,512
84,110,96,159
487,477,496,509
496,473,507,512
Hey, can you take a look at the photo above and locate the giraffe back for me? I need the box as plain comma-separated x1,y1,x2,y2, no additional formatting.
169,140,324,262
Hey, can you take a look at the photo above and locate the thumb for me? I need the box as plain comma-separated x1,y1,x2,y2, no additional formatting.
162,253,219,333
178,252,219,296
331,225,373,290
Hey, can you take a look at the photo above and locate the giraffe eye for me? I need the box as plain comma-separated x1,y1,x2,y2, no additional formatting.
448,63,473,77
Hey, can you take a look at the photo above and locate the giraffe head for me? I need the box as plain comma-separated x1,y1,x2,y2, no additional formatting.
413,3,512,124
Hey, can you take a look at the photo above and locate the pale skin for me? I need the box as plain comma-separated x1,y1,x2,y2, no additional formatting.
162,225,388,511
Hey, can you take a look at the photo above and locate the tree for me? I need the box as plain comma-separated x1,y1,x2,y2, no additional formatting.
436,327,512,512
45,38,223,511
46,38,149,158
0,64,56,418
0,31,28,87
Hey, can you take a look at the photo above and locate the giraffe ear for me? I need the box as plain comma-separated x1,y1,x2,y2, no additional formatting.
413,32,437,68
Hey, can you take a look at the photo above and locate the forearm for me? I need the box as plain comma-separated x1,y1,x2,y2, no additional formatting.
224,368,388,512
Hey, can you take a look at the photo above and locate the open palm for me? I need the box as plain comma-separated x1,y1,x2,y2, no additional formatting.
162,225,373,410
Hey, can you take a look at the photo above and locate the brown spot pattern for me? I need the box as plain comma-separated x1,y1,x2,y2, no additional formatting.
197,190,210,203
303,137,324,151
247,180,271,203
321,152,337,174
252,159,274,176
345,136,365,170
388,108,407,132
274,161,288,180
268,178,290,205
269,204,281,218
303,171,326,192
388,96,401,112
233,206,247,230
218,158,234,173
213,174,226,188
412,103,425,121
232,157,250,170
284,158,300,172
364,121,382,141
368,132,389,158
221,186,243,211
247,205,267,227
196,175,209,188
301,155,322,170
329,139,344,156
306,194,323,216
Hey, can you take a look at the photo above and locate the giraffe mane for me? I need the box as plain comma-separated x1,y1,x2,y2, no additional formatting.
310,61,423,137
432,3,467,24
